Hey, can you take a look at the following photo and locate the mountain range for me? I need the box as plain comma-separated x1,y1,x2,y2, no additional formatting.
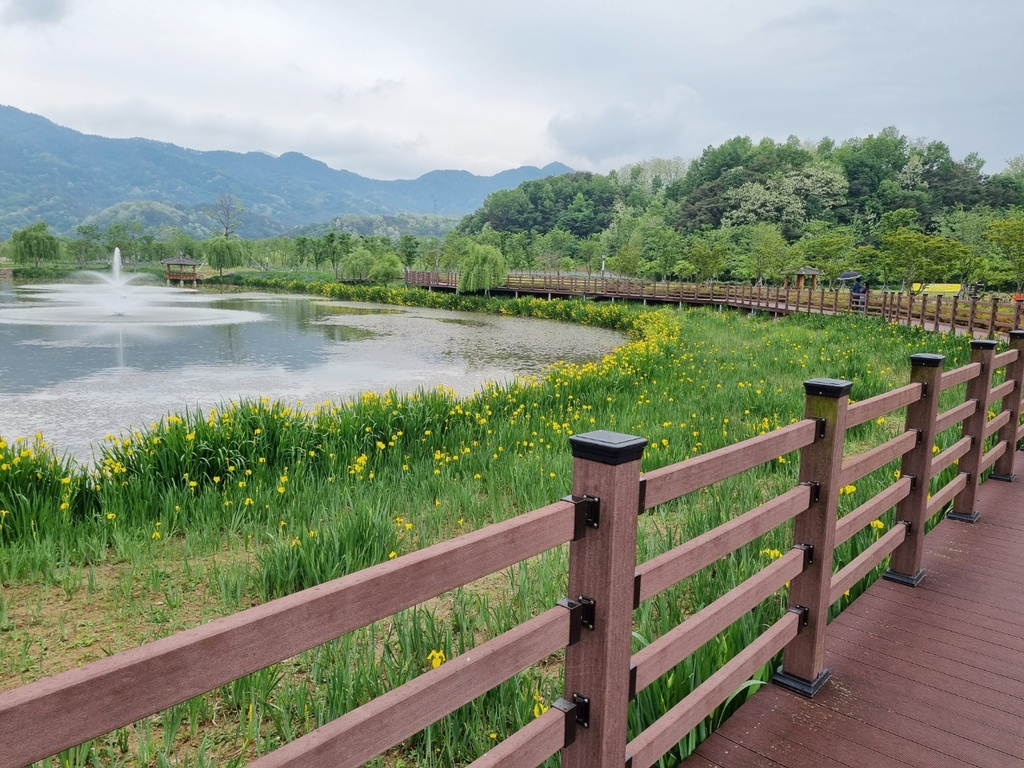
0,105,572,239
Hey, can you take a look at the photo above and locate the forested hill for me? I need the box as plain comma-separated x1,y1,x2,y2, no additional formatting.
455,130,1024,290
0,105,572,239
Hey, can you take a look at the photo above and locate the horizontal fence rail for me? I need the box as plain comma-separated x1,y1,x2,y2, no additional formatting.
405,272,1024,339
641,420,818,509
0,500,578,767
3,327,1023,768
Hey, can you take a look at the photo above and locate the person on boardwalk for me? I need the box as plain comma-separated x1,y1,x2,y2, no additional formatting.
852,278,868,312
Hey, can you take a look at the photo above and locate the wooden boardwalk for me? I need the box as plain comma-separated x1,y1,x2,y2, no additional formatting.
404,272,1024,341
686,451,1024,768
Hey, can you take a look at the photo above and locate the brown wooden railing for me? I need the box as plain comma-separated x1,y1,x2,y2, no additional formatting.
405,272,1024,339
2,333,1023,768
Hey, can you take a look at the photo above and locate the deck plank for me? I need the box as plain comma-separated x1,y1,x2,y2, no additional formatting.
681,451,1024,768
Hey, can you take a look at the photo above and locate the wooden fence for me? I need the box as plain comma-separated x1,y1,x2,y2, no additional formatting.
404,272,1024,339
2,334,1023,768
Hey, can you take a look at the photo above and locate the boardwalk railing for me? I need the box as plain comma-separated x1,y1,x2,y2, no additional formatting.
2,335,1023,768
405,272,1024,338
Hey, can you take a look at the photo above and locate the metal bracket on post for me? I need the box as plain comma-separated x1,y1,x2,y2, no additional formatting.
633,572,642,609
637,476,647,515
577,595,596,631
794,543,814,567
898,520,912,536
904,474,917,491
799,480,821,504
552,698,578,746
571,693,591,728
563,494,600,540
790,605,809,630
913,428,923,446
557,598,583,645
628,663,638,701
813,417,827,440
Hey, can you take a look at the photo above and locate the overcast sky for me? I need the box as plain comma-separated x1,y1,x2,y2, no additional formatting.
1,0,1021,180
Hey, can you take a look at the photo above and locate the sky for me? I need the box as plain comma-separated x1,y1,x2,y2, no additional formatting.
1,0,1021,180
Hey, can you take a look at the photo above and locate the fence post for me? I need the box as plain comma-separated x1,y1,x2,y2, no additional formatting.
950,340,998,522
562,431,646,768
884,354,946,586
991,330,1024,481
773,378,851,697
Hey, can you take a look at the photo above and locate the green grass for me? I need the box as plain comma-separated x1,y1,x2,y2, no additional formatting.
2,287,1002,767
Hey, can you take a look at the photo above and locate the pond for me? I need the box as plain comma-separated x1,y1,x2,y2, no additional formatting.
0,281,625,460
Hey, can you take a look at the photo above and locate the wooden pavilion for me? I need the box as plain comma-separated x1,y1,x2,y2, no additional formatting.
782,266,823,289
161,255,203,288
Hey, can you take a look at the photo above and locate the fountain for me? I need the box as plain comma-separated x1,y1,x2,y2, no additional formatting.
0,249,264,327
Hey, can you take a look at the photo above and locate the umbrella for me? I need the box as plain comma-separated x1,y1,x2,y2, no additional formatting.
836,271,862,282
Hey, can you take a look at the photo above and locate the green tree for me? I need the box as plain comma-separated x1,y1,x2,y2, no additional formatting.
10,222,60,267
71,224,104,266
934,207,996,286
533,229,578,274
368,252,404,284
686,233,730,283
879,228,937,291
732,224,793,285
577,235,602,276
637,222,684,281
292,236,313,270
793,223,856,288
104,221,143,264
396,234,420,267
986,213,1024,292
341,246,376,280
458,243,508,296
205,237,242,276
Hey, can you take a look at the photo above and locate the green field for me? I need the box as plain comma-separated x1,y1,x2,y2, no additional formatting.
0,287,982,767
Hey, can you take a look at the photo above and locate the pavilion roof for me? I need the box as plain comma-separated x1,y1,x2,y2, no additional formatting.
161,255,203,266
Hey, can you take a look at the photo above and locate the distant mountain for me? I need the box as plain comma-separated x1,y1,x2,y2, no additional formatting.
0,105,573,239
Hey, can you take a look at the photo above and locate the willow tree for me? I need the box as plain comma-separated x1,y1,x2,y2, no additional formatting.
10,222,60,267
205,236,242,276
458,243,507,296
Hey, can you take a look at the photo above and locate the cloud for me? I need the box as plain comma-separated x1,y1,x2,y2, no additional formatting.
0,0,1020,177
1,0,70,24
547,86,722,170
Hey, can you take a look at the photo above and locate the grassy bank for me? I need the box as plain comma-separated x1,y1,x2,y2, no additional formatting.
1,285,980,767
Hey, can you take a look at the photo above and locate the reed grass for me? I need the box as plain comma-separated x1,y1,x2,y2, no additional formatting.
2,286,997,767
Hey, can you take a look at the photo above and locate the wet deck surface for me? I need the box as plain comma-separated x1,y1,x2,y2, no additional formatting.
686,451,1024,768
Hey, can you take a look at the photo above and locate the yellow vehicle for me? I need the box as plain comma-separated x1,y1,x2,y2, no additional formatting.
910,283,962,296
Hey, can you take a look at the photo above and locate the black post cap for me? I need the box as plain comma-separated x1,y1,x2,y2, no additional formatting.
910,353,945,367
1010,330,1024,340
803,378,854,398
970,339,998,350
569,431,648,465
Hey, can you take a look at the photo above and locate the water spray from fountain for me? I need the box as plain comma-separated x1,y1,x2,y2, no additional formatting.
0,248,263,327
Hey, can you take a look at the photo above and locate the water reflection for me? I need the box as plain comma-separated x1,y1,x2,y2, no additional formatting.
0,288,625,458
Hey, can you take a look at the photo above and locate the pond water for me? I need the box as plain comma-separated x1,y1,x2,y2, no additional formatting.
0,281,625,460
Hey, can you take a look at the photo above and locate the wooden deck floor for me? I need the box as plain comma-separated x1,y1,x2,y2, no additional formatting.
686,451,1024,768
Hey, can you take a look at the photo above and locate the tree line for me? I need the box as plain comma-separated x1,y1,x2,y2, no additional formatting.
4,130,1024,293
455,129,1024,292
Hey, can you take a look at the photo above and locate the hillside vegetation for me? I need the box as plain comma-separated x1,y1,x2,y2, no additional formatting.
6,126,1024,294
455,130,1024,291
0,105,570,238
